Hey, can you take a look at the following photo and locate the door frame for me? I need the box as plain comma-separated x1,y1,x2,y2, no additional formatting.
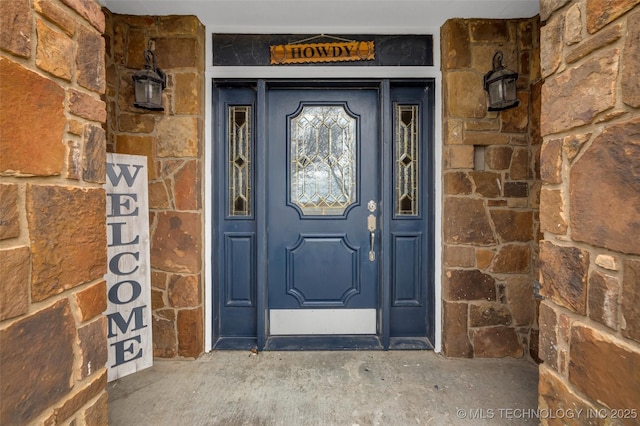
212,78,436,350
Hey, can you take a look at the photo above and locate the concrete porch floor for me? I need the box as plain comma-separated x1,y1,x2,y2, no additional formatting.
108,351,539,425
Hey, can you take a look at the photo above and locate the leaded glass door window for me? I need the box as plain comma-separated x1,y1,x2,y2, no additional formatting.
289,105,357,216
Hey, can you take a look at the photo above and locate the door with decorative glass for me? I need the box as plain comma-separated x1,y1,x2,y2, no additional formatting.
213,81,435,350
266,88,380,344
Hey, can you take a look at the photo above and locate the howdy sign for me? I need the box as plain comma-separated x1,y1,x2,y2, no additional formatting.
270,41,375,64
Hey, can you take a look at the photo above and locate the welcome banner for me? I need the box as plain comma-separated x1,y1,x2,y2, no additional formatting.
104,153,152,382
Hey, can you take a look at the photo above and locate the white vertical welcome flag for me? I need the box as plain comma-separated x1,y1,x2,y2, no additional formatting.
104,153,153,382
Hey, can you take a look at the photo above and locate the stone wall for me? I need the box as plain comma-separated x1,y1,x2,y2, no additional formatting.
537,0,640,418
441,17,542,359
0,0,109,424
103,11,206,358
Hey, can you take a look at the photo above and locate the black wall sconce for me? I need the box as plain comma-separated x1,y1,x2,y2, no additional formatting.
483,50,519,111
132,48,166,111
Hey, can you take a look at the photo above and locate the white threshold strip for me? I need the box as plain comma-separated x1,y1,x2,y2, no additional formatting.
269,309,377,335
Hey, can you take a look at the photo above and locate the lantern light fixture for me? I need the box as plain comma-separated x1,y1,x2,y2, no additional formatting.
483,50,519,112
132,48,166,111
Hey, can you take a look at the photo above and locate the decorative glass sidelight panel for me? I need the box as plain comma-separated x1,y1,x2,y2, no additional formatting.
290,105,357,215
229,106,252,216
395,105,419,216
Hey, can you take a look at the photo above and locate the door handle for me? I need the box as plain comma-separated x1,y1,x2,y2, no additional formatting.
368,213,376,261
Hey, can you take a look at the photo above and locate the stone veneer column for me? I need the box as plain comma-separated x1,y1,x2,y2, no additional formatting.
537,0,640,418
440,18,542,359
103,12,206,358
1,0,109,423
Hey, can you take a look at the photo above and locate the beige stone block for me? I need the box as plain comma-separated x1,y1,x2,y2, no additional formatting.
490,244,530,273
470,171,501,198
442,301,472,357
174,160,201,210
622,7,640,108
490,210,534,243
153,314,178,358
36,19,74,80
540,0,571,22
155,37,199,69
468,302,512,327
539,241,589,315
45,370,107,424
69,89,107,123
586,0,640,34
34,0,76,36
445,71,486,118
444,119,463,145
0,0,32,57
463,131,509,146
83,124,106,184
595,254,619,271
441,19,471,70
77,25,106,94
444,198,496,245
0,57,66,176
566,22,623,64
444,245,475,267
59,0,105,32
125,28,147,69
157,116,200,158
116,134,157,180
509,147,531,180
538,365,599,423
446,145,474,169
148,181,171,209
569,324,640,411
621,259,640,343
151,211,202,274
563,132,591,162
540,14,563,78
485,146,513,170
444,172,473,195
67,119,84,136
0,184,20,240
476,249,494,270
0,246,30,321
506,276,535,326
588,270,620,330
541,49,618,136
564,2,583,45
156,16,202,36
0,300,75,424
168,274,201,308
501,91,530,133
540,188,567,235
28,185,107,302
78,317,108,379
174,72,203,115
570,117,640,255
464,119,500,132
470,20,510,42
75,280,107,322
83,391,109,426
178,307,204,357
538,301,558,370
446,269,496,301
540,139,562,184
472,326,523,358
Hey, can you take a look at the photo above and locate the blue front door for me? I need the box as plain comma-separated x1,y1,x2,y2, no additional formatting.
266,88,380,341
213,80,435,351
